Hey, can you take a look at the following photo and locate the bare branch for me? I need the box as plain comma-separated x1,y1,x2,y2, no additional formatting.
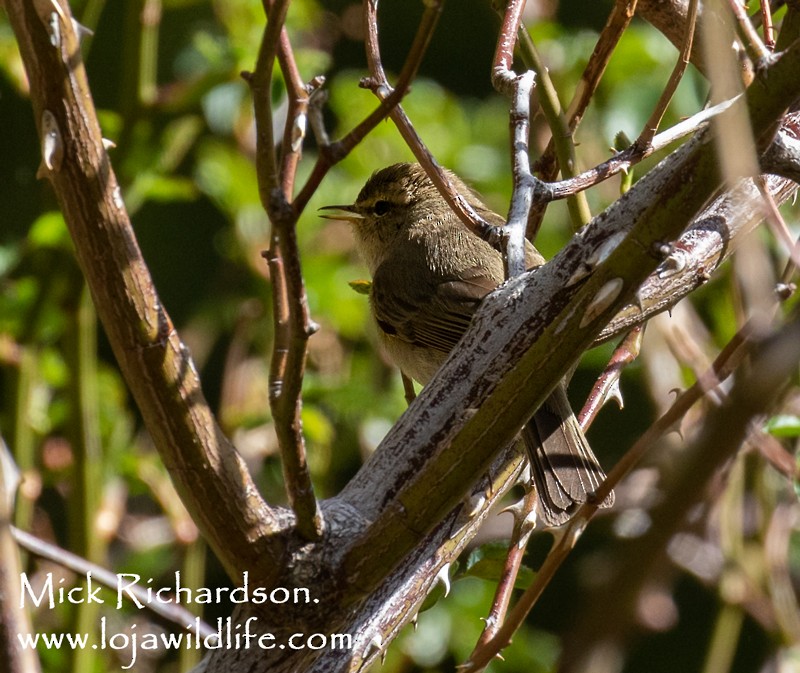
249,0,324,540
0,445,40,673
530,0,638,235
491,0,539,276
728,0,771,61
293,0,445,214
634,0,699,149
548,95,740,199
760,0,776,50
472,489,537,652
579,325,644,428
11,527,216,640
361,0,505,250
513,23,592,233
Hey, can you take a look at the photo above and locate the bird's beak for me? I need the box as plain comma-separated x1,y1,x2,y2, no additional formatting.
318,204,364,224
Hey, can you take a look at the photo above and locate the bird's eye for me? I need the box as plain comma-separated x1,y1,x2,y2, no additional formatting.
373,200,391,216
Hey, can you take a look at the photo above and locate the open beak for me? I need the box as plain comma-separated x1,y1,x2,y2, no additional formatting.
318,204,364,224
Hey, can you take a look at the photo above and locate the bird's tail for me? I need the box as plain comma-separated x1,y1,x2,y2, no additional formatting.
522,382,614,528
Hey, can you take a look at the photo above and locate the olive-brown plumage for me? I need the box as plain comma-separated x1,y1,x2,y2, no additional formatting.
324,163,613,526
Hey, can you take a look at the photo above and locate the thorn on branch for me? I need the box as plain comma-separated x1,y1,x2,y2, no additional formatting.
657,248,688,278
464,490,488,519
580,278,625,328
567,231,627,287
363,633,383,662
775,282,796,301
434,563,452,597
71,17,93,43
579,325,642,428
39,109,64,174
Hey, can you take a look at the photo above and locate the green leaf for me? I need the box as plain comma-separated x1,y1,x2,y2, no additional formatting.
463,542,535,589
28,212,71,249
764,414,800,438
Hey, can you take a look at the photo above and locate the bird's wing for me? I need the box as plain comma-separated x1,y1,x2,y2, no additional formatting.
371,262,498,354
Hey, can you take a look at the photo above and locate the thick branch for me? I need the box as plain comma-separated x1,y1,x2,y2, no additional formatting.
5,0,289,581
600,175,798,342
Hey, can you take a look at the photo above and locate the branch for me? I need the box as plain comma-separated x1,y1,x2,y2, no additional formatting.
293,0,444,214
599,163,799,342
530,0,638,234
491,0,540,276
634,0,699,149
543,95,739,199
360,0,506,250
637,0,756,79
579,324,643,427
250,0,324,540
513,16,593,233
4,0,288,580
322,450,525,672
11,527,216,640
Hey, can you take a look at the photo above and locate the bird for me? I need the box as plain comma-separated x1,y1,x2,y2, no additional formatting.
321,162,613,526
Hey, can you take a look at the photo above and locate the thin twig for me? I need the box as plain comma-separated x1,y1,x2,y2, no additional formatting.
252,0,324,540
0,440,40,673
728,0,771,61
760,0,776,50
360,0,505,250
565,0,639,130
490,0,538,276
293,0,444,215
251,0,289,206
547,96,740,200
530,0,638,235
515,25,592,233
472,488,536,649
634,0,699,149
578,325,644,428
756,176,800,269
276,25,311,199
11,527,217,640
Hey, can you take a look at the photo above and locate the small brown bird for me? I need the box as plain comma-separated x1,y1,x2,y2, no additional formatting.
322,163,613,526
